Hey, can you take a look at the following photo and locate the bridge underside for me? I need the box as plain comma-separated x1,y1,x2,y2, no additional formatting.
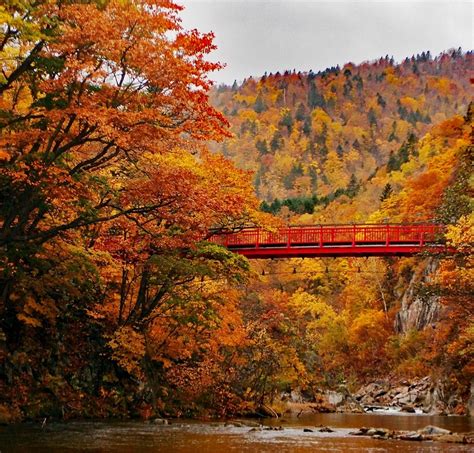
228,243,446,259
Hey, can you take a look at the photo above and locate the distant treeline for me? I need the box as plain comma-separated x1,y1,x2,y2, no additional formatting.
261,175,360,215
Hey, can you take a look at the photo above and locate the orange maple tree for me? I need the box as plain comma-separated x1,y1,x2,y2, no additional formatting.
0,0,264,419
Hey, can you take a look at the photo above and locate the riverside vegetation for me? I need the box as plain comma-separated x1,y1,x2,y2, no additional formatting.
0,0,472,424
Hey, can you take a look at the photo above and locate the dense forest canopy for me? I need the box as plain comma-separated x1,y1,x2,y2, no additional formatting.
0,0,472,422
210,51,471,220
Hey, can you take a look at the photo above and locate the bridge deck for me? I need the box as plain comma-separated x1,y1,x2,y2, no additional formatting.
210,224,447,258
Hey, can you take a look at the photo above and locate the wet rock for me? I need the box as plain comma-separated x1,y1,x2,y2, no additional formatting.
303,428,313,432
152,418,168,425
337,399,365,414
349,427,369,435
318,426,335,433
372,434,387,440
248,427,262,432
418,425,451,435
263,426,284,431
397,432,423,441
363,404,388,412
349,425,472,444
400,405,416,413
423,385,447,414
366,427,390,437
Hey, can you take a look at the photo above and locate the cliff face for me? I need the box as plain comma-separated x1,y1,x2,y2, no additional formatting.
395,259,441,333
468,381,474,416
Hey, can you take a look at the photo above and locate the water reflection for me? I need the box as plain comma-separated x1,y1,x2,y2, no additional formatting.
0,413,472,453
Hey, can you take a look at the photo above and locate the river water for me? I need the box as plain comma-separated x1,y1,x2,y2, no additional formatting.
1,413,472,452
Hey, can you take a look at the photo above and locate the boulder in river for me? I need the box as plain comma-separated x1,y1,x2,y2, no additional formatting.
151,418,168,425
348,424,473,444
397,432,423,441
263,426,284,431
348,427,369,436
366,427,390,437
418,425,451,435
318,426,335,433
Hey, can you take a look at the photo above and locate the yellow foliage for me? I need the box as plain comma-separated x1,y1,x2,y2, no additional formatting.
108,327,146,378
445,214,474,254
323,151,349,188
233,93,257,106
289,290,337,320
239,109,259,122
400,96,420,111
386,73,400,85
311,108,332,134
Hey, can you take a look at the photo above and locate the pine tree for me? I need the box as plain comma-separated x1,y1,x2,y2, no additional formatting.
376,92,386,109
303,116,312,136
279,109,294,134
270,130,284,151
368,107,378,127
253,92,267,113
295,102,307,121
308,81,325,109
380,183,393,202
388,121,397,142
346,174,360,198
255,139,269,155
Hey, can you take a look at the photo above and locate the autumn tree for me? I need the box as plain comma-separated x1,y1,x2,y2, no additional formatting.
1,0,230,255
0,0,264,419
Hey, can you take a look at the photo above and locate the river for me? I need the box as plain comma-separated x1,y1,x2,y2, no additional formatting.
1,413,472,452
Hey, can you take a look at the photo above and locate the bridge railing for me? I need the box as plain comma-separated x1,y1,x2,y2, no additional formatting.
210,224,445,249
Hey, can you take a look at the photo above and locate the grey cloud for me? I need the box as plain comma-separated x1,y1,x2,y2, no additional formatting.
179,1,473,84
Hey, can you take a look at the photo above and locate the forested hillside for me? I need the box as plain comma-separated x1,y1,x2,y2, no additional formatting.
210,51,471,222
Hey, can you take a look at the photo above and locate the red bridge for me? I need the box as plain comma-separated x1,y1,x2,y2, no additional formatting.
210,224,447,258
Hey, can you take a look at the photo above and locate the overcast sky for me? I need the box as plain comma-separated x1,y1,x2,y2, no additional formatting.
179,0,473,85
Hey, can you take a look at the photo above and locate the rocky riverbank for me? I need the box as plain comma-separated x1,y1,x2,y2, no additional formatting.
353,377,468,415
349,425,473,444
277,376,471,416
